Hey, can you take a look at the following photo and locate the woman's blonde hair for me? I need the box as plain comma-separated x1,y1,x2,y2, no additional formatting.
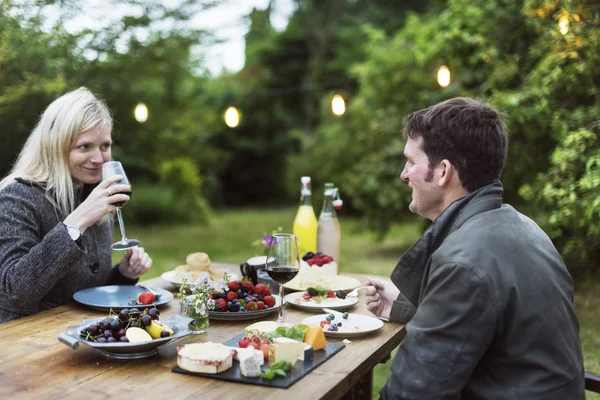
0,87,113,217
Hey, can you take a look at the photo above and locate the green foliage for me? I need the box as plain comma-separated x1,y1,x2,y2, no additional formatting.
158,157,212,225
304,0,599,272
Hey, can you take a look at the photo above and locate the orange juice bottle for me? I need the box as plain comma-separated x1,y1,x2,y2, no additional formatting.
293,176,318,255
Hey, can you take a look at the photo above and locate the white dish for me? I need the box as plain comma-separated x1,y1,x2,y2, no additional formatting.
301,313,384,338
283,275,361,292
284,292,358,312
209,295,281,321
161,269,239,289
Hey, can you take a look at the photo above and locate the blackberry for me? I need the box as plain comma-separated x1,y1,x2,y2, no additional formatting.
307,287,319,297
335,290,347,300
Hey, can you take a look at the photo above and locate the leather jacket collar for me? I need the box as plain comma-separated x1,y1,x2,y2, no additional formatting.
390,180,504,307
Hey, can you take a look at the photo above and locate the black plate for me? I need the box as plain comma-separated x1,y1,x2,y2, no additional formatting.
73,285,174,311
172,333,345,388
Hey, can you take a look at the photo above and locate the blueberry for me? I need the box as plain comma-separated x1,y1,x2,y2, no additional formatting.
305,252,315,258
240,307,246,312
232,299,238,304
264,305,269,309
328,326,336,331
237,289,243,297
329,314,335,319
316,251,323,256
342,312,349,319
337,322,342,327
227,301,232,308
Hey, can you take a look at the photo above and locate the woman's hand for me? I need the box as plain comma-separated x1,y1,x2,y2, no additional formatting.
63,175,131,234
365,277,400,320
119,247,152,280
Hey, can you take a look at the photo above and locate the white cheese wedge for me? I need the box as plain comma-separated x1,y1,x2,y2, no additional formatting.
244,321,279,335
230,347,265,365
238,348,263,378
269,337,306,366
177,342,234,374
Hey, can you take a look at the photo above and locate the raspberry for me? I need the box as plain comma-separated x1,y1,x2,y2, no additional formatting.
307,258,315,266
327,289,335,298
315,258,324,267
226,291,238,301
228,281,240,291
257,301,265,310
323,256,333,264
303,292,312,300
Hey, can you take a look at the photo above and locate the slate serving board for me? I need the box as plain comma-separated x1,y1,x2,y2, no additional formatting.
172,333,345,388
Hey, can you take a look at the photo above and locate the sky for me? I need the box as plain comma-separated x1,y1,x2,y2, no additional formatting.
44,0,296,75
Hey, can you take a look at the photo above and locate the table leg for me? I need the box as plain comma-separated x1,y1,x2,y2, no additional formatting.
339,368,373,400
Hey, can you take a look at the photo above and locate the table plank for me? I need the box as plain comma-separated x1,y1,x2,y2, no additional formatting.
0,269,404,400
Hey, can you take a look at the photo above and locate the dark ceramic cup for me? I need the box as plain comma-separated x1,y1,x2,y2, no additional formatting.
240,256,275,285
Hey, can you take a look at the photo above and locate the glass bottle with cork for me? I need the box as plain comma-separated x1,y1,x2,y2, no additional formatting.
317,183,342,273
292,176,318,255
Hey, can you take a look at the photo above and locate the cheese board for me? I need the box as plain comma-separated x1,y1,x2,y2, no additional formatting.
171,333,345,388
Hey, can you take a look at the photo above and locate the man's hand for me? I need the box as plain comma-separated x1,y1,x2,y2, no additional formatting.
119,247,152,279
365,277,400,320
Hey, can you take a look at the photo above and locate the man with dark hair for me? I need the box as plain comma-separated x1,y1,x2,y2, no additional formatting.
366,97,584,399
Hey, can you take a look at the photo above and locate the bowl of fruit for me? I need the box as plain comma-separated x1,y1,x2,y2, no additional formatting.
58,307,193,359
209,280,281,321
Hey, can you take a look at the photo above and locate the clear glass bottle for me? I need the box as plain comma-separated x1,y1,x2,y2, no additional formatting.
292,176,318,255
317,185,342,272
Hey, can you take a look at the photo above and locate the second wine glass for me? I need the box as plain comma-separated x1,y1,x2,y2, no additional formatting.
265,233,301,325
102,161,139,250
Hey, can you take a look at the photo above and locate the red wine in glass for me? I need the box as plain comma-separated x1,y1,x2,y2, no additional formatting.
266,266,299,284
114,190,132,207
265,233,301,325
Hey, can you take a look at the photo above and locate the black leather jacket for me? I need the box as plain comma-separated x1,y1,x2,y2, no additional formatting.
382,181,584,400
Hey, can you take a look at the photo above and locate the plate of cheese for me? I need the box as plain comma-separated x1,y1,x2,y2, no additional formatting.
172,321,345,388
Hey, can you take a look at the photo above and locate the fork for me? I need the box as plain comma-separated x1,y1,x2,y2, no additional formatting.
346,286,370,298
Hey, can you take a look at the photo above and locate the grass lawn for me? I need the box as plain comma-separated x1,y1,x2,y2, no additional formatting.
115,208,599,398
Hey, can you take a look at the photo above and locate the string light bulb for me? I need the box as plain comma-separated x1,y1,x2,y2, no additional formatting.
331,94,345,116
559,14,569,35
224,106,240,128
134,103,148,123
437,65,451,88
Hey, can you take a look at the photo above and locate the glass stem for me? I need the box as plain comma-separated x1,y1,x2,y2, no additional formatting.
116,207,128,242
278,283,284,323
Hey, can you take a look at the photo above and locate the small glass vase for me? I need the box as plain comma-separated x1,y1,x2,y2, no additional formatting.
180,298,209,334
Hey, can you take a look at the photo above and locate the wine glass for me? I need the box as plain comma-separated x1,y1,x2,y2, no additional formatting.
265,233,301,325
102,161,139,250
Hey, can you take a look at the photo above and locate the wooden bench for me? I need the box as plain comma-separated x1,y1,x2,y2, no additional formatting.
587,371,600,393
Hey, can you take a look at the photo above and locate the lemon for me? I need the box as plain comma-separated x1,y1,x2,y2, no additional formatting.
146,320,174,339
125,327,153,343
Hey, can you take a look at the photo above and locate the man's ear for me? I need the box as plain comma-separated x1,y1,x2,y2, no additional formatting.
437,159,454,187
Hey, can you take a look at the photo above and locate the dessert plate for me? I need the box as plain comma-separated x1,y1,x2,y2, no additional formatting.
301,313,384,338
73,285,174,311
283,275,361,292
209,295,281,321
284,292,358,312
161,269,239,290
58,314,193,359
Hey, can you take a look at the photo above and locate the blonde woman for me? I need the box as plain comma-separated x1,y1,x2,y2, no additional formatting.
0,87,152,323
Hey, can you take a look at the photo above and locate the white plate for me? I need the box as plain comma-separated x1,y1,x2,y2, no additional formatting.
283,275,361,292
209,295,281,321
161,269,239,289
284,291,358,312
301,313,384,338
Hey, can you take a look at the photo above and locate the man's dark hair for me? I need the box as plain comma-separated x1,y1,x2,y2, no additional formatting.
403,97,508,193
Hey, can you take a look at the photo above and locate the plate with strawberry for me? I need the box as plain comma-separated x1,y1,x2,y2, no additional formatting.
73,285,174,311
284,287,358,312
209,280,281,321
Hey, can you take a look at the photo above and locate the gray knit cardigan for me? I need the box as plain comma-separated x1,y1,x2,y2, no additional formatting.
0,179,136,323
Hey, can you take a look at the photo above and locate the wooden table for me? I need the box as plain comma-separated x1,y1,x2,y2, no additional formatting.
0,265,405,399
